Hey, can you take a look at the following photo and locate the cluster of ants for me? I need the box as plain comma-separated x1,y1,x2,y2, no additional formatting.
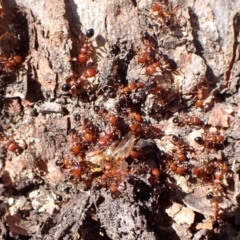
56,1,230,219
0,1,22,74
61,28,97,95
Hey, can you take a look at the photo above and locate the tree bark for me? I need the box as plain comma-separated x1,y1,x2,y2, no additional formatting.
1,0,240,239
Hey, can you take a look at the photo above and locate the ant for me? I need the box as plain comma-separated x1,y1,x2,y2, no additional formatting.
118,82,137,95
146,61,162,76
61,67,97,92
126,108,142,123
61,74,77,92
168,161,185,175
138,32,154,65
97,132,114,147
55,157,73,169
193,82,209,108
205,192,220,219
0,55,22,73
75,67,98,86
151,2,178,26
0,130,19,152
171,135,191,163
138,32,163,75
191,165,205,178
200,132,224,148
148,167,161,186
5,138,19,152
196,86,205,108
206,133,224,145
172,116,201,126
77,28,95,64
82,122,99,144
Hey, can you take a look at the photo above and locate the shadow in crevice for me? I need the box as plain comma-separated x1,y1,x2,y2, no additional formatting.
25,64,45,103
188,7,218,87
64,0,83,69
4,0,29,64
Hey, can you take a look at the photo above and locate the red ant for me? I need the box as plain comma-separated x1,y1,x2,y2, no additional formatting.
126,109,142,123
61,67,97,92
0,55,22,73
151,2,178,26
173,116,201,126
193,82,210,108
206,192,220,219
148,167,161,185
171,135,191,163
118,82,137,95
196,133,225,148
138,32,163,75
138,32,154,65
168,161,185,175
75,67,98,86
77,29,94,64
0,130,19,152
195,86,205,108
146,61,162,75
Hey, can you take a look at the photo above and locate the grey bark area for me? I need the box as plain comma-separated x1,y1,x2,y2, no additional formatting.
0,0,240,239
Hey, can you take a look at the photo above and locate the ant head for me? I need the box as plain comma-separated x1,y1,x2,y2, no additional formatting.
86,28,94,38
142,31,150,40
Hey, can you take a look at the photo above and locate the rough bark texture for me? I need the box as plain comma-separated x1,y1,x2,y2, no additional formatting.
0,0,240,239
